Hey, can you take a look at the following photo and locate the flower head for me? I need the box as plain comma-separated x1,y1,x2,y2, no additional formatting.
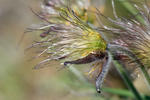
27,0,106,69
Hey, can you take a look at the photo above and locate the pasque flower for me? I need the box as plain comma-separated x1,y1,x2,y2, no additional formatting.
27,0,108,92
27,0,150,93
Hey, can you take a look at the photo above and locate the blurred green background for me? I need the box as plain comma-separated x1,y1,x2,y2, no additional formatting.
0,0,150,100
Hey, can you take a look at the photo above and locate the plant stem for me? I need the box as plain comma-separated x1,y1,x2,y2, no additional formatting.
102,87,150,99
117,0,145,24
139,65,150,90
102,87,135,98
69,65,87,82
112,60,143,100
